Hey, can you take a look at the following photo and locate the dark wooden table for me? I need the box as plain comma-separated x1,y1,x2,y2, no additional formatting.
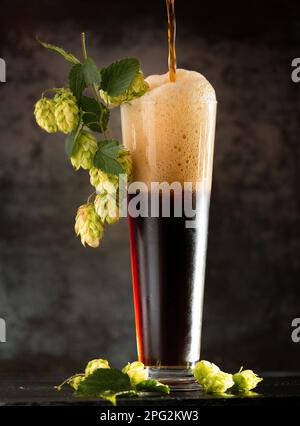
0,375,300,406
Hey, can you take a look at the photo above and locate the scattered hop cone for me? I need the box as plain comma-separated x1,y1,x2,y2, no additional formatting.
89,167,118,190
54,88,79,134
194,360,220,384
233,368,263,391
122,361,149,386
34,97,58,133
85,359,110,377
201,371,234,394
74,203,104,248
100,70,149,106
94,181,119,225
71,131,98,170
68,375,85,390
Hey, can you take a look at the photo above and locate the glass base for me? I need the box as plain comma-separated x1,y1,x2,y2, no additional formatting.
148,367,201,391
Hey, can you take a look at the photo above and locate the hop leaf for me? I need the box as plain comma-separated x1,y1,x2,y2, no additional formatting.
100,70,149,106
194,360,220,383
233,368,263,391
74,203,104,248
201,371,234,394
34,97,58,133
85,359,110,377
94,181,119,225
54,88,80,134
89,148,132,189
122,361,149,386
71,131,98,170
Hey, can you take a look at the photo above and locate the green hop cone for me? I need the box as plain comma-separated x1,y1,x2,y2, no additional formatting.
74,203,104,248
122,361,149,386
194,360,220,384
85,359,110,377
34,97,58,133
68,375,85,390
54,88,79,134
100,70,149,106
71,131,98,171
117,148,133,182
94,181,119,225
201,371,234,394
89,167,118,190
233,368,263,391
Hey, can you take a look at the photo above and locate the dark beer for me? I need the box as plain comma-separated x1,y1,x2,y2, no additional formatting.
128,190,210,367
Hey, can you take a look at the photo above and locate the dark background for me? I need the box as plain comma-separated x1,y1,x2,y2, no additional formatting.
0,0,299,376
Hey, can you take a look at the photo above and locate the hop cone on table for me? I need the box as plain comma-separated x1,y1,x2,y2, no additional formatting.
194,360,220,384
71,131,98,170
54,88,79,134
85,359,110,377
201,371,234,394
34,97,58,133
74,203,104,248
233,368,263,391
122,361,149,386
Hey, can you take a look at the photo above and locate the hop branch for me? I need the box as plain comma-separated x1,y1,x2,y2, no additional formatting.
34,33,145,248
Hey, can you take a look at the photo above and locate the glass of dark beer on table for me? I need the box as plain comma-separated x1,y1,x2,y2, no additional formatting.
121,69,217,389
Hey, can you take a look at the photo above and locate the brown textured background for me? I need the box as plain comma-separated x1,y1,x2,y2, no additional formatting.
0,0,299,376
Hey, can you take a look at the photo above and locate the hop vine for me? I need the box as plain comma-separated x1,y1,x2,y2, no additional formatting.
34,33,147,247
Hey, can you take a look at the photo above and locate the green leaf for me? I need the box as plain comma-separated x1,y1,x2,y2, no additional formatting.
37,39,80,64
82,57,101,87
93,139,123,175
81,96,110,133
76,368,131,397
99,390,137,406
69,64,86,102
136,379,170,394
65,121,82,158
101,58,140,97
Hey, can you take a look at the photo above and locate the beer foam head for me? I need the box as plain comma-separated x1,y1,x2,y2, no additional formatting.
145,69,216,102
121,69,216,188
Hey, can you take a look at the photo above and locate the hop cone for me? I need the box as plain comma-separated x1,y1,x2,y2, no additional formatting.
54,89,79,134
201,372,234,394
74,203,104,248
85,359,110,377
34,97,58,133
89,167,118,190
71,131,98,170
89,148,132,190
233,368,263,391
94,181,119,225
194,360,220,384
122,362,149,386
100,70,149,106
118,148,133,182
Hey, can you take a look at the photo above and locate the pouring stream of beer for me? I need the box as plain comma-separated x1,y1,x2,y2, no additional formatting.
166,0,176,82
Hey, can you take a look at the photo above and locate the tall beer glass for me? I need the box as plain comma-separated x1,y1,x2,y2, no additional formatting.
121,70,217,389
